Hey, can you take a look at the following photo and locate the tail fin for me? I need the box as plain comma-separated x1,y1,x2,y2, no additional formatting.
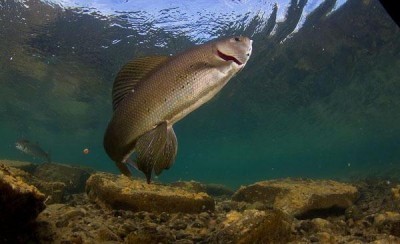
134,122,178,183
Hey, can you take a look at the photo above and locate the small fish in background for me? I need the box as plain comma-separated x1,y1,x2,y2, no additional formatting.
15,139,51,163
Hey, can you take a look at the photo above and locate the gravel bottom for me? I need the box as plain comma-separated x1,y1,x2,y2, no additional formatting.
3,179,400,243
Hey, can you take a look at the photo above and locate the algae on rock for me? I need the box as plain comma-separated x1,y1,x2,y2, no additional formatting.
233,178,359,218
86,173,215,213
0,164,46,227
213,209,293,243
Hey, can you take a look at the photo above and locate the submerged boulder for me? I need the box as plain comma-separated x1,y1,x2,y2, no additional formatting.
33,181,66,204
170,181,234,197
0,159,38,173
170,180,207,193
374,211,400,226
232,178,359,218
391,185,400,201
0,164,46,226
212,209,293,243
86,173,215,213
204,183,235,197
6,164,67,204
33,162,91,194
372,212,400,239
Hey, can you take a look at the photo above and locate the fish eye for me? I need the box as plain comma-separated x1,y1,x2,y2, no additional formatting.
234,37,240,42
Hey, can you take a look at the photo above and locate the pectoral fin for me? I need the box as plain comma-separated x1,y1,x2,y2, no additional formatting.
134,122,178,183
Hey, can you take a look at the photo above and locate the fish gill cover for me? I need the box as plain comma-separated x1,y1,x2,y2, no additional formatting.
0,0,399,187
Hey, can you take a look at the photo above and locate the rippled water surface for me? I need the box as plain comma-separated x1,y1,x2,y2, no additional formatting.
0,0,399,187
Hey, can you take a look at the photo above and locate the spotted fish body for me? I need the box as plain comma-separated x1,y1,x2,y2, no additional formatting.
104,36,253,183
15,139,51,163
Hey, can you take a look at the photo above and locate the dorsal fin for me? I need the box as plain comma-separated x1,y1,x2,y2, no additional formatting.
112,56,169,111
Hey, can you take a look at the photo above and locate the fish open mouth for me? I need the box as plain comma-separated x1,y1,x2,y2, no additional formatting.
217,50,243,65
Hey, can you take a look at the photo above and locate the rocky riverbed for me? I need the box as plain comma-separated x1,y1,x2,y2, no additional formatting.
1,159,400,243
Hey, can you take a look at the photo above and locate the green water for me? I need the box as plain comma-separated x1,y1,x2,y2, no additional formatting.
0,0,399,188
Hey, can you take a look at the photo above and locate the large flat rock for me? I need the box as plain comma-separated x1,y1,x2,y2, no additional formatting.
86,173,215,213
232,179,359,218
0,164,46,227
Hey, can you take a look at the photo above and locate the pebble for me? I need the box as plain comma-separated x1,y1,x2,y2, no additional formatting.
71,226,82,232
365,215,375,224
309,235,319,242
188,215,196,221
143,222,158,233
160,212,170,222
136,211,147,220
125,210,134,218
346,205,363,221
56,220,68,228
298,220,313,232
316,232,333,242
390,221,400,237
199,212,209,220
175,230,190,240
97,227,121,241
122,221,137,233
192,221,204,228
89,222,100,229
112,210,124,217
149,213,158,221
69,235,83,244
361,219,371,228
175,239,194,244
192,235,206,242
172,220,188,230
63,209,85,220
374,212,400,226
221,203,232,212
347,218,355,227
311,218,332,232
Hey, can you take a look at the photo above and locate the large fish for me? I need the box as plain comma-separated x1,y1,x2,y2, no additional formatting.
15,139,51,163
104,36,253,183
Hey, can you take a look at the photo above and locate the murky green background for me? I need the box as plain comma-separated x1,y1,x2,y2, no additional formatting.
1,0,399,187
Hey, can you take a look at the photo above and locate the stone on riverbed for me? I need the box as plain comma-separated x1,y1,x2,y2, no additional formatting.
33,162,91,194
212,209,293,243
0,159,38,173
86,173,215,213
232,178,359,218
0,164,46,227
171,181,235,197
170,180,207,193
204,183,235,197
5,164,66,204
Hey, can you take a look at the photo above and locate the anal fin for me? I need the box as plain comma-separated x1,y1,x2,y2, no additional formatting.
115,161,132,177
135,122,178,183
